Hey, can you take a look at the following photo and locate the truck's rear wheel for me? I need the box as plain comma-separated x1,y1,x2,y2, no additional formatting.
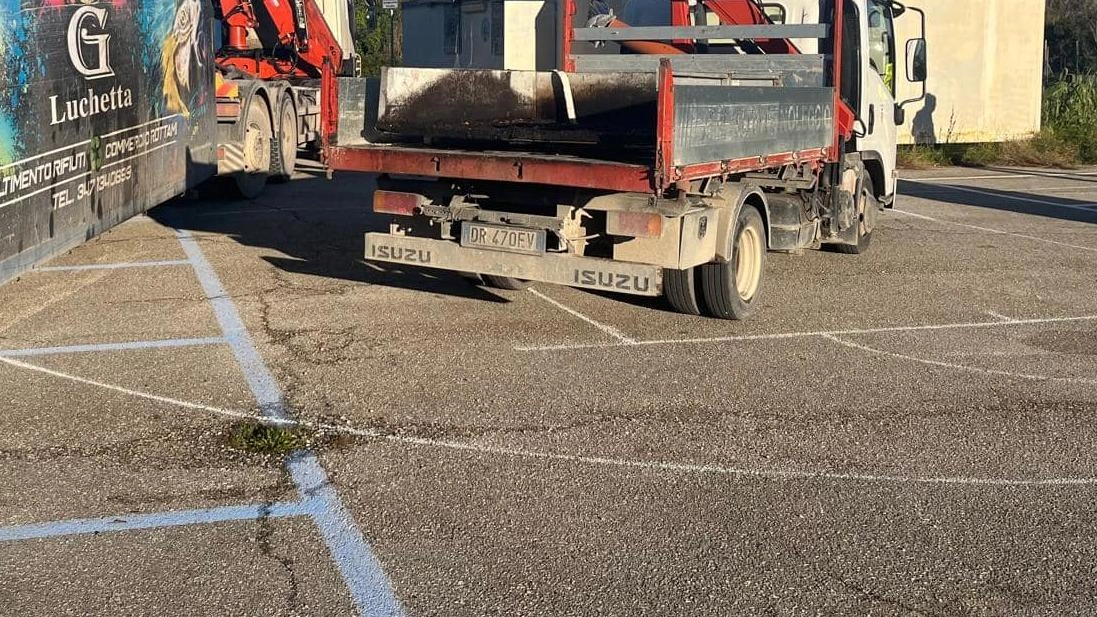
234,97,271,199
270,94,297,183
700,204,766,320
663,267,703,316
481,275,532,290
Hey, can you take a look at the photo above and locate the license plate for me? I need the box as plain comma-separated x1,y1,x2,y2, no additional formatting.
460,223,546,255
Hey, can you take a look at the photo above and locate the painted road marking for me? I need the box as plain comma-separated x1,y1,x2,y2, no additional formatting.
903,180,1097,213
905,171,1097,182
0,502,309,543
1023,186,1097,194
529,288,637,344
288,453,408,613
893,209,1097,253
0,337,225,357
176,229,406,617
514,314,1097,352
820,333,1097,386
4,351,1095,488
36,260,191,272
0,353,280,423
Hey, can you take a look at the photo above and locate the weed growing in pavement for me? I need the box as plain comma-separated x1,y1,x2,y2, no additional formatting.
225,421,312,455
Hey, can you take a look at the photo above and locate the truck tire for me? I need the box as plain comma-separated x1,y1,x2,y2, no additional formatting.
270,94,297,183
663,267,703,316
833,180,876,255
482,275,532,290
700,204,766,320
234,96,272,199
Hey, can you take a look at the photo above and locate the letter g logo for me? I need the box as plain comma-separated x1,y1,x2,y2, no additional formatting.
67,6,114,80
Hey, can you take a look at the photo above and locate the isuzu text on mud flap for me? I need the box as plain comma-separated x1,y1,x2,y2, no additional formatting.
369,244,433,265
573,270,653,294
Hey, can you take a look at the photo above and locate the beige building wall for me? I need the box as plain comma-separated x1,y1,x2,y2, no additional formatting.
895,0,1046,144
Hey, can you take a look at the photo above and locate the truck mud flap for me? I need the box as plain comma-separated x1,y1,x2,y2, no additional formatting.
365,233,663,297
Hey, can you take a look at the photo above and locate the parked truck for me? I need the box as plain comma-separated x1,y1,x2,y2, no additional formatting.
330,0,928,319
0,0,358,283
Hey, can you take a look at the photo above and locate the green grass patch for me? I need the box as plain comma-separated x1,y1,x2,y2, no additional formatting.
226,422,312,455
900,134,1083,170
897,145,955,169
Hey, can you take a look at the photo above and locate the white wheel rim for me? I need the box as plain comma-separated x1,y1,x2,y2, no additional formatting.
243,109,269,173
735,225,762,302
281,108,295,165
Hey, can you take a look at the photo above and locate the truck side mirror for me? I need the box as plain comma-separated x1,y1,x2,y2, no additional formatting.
906,38,927,83
894,105,906,126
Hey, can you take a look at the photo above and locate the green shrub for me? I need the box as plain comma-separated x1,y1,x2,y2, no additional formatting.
1043,74,1097,163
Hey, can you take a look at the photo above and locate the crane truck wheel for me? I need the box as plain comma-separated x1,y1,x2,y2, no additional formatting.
270,94,297,183
663,267,703,316
833,179,876,255
700,204,766,320
234,97,272,199
481,275,532,290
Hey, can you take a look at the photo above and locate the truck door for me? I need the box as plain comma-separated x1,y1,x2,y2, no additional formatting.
857,0,899,199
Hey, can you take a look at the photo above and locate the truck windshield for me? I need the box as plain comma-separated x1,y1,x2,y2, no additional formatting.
868,0,897,93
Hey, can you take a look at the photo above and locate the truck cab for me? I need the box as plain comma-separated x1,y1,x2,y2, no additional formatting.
763,0,908,204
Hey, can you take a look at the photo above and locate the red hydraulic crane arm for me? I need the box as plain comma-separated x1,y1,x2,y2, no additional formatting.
216,0,343,80
567,0,801,64
216,0,344,146
701,0,800,54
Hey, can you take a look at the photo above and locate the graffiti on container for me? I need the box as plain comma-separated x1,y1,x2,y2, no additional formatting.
0,0,215,271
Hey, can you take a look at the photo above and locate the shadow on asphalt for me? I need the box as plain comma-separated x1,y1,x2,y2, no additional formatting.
977,165,1097,184
899,179,1097,225
148,171,511,304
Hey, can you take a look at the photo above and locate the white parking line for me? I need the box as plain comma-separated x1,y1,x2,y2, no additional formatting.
5,352,1095,488
821,334,1097,386
515,314,1097,352
904,180,1097,213
528,288,637,344
36,260,191,272
892,209,1097,253
906,171,1097,182
1029,186,1097,195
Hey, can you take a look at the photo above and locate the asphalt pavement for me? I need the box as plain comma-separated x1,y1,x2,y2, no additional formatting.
1,165,1096,616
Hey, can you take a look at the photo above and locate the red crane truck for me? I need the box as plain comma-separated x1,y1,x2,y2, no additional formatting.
327,0,928,319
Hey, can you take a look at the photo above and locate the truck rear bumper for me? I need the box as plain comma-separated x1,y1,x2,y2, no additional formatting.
365,233,663,297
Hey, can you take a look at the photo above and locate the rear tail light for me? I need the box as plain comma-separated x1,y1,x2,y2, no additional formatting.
373,190,422,216
216,100,241,119
606,211,664,238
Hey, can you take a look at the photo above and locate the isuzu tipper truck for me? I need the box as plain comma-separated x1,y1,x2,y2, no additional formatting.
328,0,928,319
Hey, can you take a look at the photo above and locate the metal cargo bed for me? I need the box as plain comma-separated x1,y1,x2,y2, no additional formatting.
329,22,843,193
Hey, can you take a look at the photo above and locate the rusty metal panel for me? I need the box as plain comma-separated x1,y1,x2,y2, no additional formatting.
672,86,834,167
327,145,655,193
376,67,658,146
0,0,216,283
